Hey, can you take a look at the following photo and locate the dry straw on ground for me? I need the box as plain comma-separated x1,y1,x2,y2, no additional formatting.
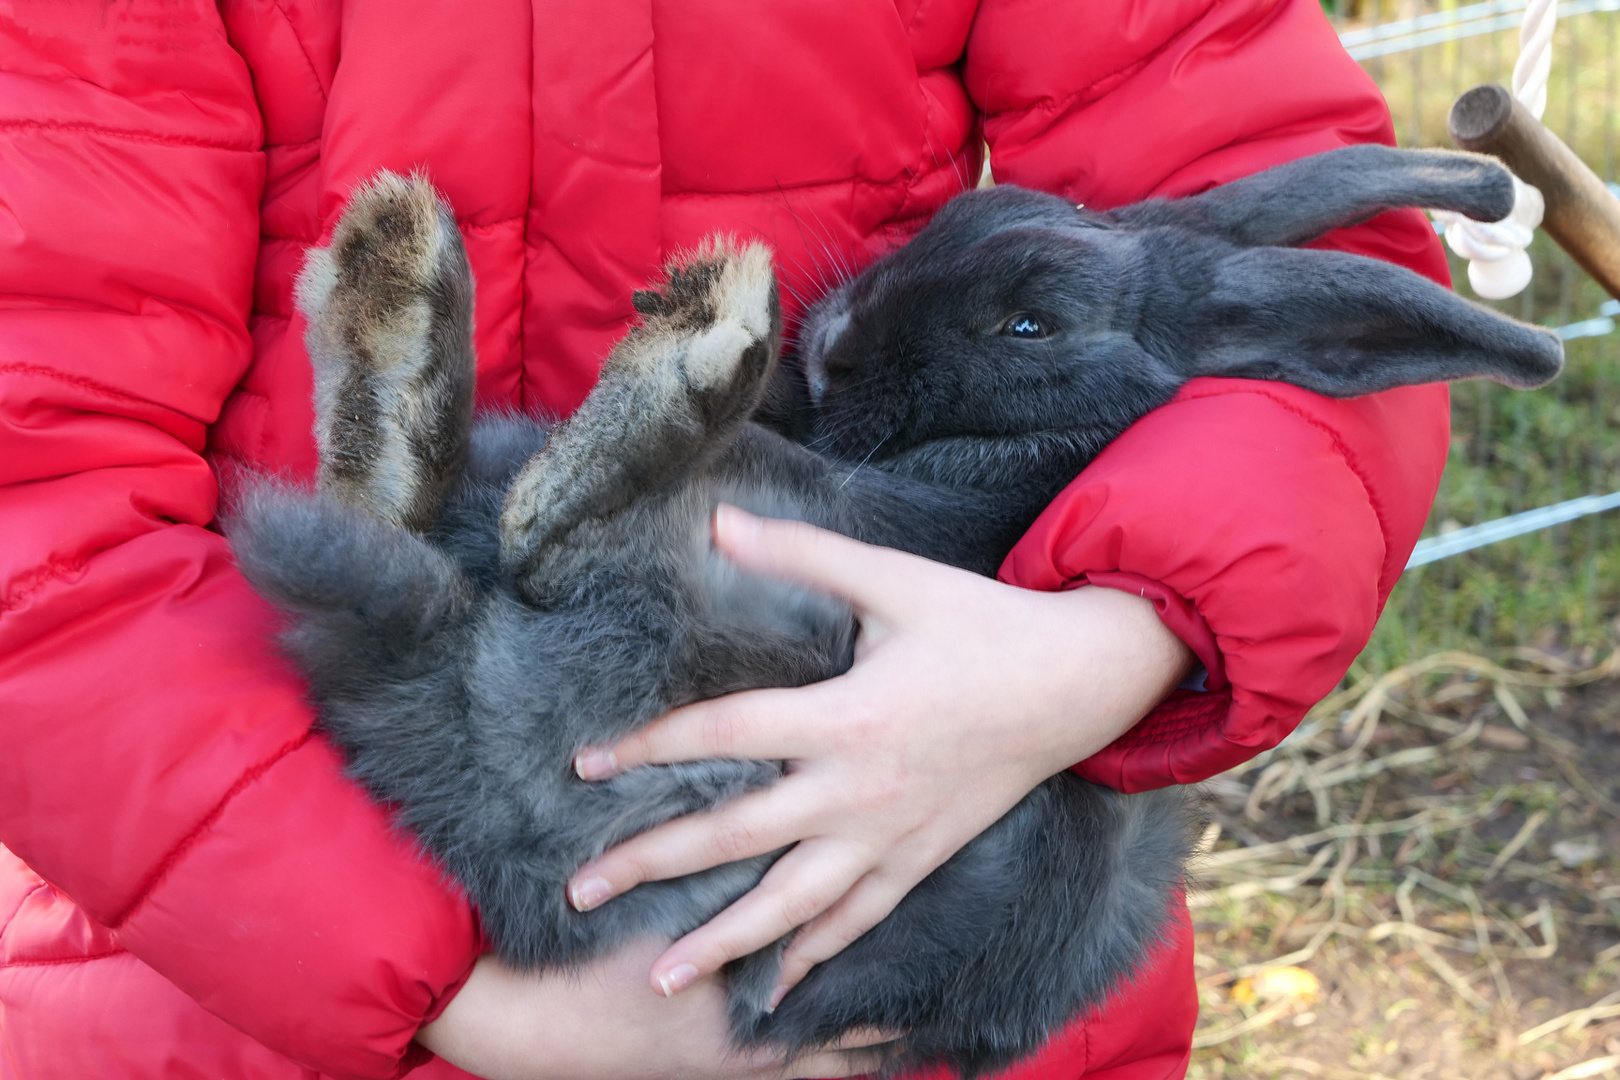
1189,647,1620,1079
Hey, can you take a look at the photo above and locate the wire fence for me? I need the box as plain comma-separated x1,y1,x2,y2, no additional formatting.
1330,0,1620,673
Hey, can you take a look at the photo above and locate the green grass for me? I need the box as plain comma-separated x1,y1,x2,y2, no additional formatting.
1346,11,1620,675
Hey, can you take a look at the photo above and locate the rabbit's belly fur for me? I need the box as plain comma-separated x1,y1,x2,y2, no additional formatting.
239,410,1190,1076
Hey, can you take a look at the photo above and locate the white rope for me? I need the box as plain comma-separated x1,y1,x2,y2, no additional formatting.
1429,0,1555,298
1513,0,1558,117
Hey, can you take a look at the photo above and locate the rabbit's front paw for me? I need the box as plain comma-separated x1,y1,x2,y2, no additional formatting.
296,170,476,532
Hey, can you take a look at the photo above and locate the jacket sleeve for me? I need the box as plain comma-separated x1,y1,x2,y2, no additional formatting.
0,7,480,1077
965,0,1452,790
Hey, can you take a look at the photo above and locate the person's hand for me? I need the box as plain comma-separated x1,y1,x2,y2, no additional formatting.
567,505,1195,1007
415,943,894,1080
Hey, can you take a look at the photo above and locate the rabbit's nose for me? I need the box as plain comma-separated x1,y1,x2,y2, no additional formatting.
802,310,851,405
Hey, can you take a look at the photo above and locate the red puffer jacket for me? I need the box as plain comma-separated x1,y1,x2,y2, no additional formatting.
0,1,1448,1077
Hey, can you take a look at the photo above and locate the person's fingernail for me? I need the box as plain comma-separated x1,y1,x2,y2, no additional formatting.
656,963,700,997
569,877,613,911
715,503,759,540
574,748,618,780
768,983,790,1011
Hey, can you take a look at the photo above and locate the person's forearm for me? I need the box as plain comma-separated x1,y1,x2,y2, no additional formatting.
997,582,1197,779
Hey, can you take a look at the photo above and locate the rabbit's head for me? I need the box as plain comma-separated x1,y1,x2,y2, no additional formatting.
793,145,1563,468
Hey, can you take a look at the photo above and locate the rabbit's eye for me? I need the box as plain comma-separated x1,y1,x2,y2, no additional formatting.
1000,314,1050,339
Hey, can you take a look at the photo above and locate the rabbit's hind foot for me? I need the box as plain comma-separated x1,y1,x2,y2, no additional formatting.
499,239,781,575
297,170,477,533
625,238,779,396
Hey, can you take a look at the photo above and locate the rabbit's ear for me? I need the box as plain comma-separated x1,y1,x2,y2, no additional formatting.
1178,246,1562,395
1113,145,1513,248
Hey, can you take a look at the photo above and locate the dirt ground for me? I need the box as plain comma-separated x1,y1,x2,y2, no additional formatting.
1187,652,1620,1080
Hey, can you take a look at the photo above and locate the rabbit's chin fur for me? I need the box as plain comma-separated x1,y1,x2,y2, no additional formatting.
231,146,1562,1077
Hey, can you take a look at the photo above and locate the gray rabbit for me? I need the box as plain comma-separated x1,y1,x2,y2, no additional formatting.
229,144,1562,1076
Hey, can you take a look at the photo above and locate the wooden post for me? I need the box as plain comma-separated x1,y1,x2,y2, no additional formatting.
1450,83,1620,300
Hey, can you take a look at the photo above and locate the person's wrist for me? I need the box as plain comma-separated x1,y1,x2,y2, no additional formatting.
416,955,606,1080
416,956,536,1078
417,947,885,1080
1029,584,1195,773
